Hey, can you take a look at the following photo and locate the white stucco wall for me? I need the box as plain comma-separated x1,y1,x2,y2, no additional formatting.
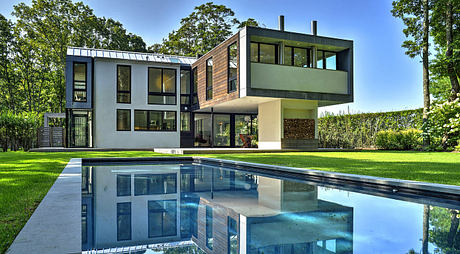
93,59,181,148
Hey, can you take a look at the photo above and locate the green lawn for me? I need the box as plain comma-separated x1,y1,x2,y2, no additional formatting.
0,150,459,253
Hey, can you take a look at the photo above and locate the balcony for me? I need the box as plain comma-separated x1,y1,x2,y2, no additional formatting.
250,62,349,95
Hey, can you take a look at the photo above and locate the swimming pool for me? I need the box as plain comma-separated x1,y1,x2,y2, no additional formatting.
81,158,460,253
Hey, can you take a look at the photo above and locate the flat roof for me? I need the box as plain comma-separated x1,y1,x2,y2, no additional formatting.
67,47,197,65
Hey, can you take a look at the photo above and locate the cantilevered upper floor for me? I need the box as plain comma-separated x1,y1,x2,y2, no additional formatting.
192,22,354,113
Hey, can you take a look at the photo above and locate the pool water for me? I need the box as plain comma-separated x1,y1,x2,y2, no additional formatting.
81,162,460,253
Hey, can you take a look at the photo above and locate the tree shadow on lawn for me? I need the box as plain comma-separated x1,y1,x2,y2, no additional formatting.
210,153,460,186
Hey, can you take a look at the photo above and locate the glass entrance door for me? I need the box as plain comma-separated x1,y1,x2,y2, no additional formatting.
73,114,88,147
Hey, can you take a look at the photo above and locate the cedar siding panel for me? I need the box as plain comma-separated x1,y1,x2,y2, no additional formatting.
192,33,240,109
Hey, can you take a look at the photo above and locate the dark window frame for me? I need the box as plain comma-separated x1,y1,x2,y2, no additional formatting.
284,46,311,67
250,42,279,64
317,50,337,70
117,65,131,104
192,67,198,105
148,67,177,105
206,58,213,100
228,42,238,93
148,199,177,238
73,62,87,102
117,202,131,241
116,109,131,131
134,110,177,132
180,69,192,106
117,174,131,196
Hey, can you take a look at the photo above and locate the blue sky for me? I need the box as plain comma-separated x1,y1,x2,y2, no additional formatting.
0,0,423,114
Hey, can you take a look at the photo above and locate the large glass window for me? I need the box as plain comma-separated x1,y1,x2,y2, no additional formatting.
235,115,252,147
181,112,191,132
117,202,131,241
117,65,131,103
134,174,177,195
284,46,311,67
148,67,176,105
213,115,230,147
73,62,87,102
117,174,131,196
250,42,278,64
317,50,337,70
194,114,212,147
228,217,238,254
82,205,87,245
148,200,177,238
228,42,238,93
325,51,337,70
117,109,130,131
180,70,191,105
134,110,176,131
206,58,213,100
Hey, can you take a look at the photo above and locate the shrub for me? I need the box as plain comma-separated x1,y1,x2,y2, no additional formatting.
0,111,41,151
319,109,423,148
375,129,422,150
425,97,460,150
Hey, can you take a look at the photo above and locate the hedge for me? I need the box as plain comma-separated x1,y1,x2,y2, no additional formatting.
0,111,41,151
318,109,423,148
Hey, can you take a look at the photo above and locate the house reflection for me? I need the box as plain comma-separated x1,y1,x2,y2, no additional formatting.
82,164,354,253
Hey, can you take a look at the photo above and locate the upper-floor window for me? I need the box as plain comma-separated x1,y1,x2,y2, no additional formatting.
134,110,177,131
317,50,337,70
228,42,238,93
250,42,278,64
192,67,198,105
73,62,87,102
180,70,191,105
148,67,176,105
117,65,131,103
206,58,213,100
284,46,311,68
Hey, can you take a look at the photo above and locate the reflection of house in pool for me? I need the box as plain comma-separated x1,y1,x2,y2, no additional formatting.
82,164,353,253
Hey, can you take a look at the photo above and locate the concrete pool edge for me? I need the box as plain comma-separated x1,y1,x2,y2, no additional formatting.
7,158,82,254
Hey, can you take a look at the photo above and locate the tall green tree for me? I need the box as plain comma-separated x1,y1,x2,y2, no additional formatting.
149,2,258,56
430,0,460,102
6,0,147,113
392,0,432,146
0,14,16,112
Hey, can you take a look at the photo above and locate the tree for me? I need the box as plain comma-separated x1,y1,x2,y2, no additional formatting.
150,2,258,56
392,0,432,146
0,14,16,112
8,0,147,113
430,0,460,102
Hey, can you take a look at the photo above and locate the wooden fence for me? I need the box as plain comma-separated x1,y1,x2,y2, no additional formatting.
38,127,65,147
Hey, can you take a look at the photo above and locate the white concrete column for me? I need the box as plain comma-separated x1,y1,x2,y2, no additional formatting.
258,100,282,149
279,41,285,65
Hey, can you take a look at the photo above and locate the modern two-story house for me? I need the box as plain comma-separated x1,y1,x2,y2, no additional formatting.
65,18,353,149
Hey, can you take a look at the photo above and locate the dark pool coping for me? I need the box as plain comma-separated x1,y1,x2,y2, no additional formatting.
8,156,460,253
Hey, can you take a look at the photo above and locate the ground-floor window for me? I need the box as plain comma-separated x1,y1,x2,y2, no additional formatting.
134,110,176,131
191,113,257,148
116,109,131,131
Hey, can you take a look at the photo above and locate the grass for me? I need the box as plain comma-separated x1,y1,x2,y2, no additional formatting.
0,150,459,253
